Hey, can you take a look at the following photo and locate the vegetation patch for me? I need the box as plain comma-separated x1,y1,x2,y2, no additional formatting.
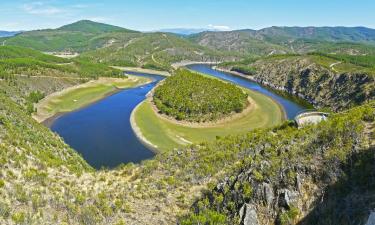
34,76,151,123
153,69,249,122
133,89,283,151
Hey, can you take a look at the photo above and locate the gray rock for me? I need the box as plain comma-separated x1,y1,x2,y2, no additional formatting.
239,203,259,225
366,211,375,225
278,189,299,208
296,173,302,191
263,183,274,206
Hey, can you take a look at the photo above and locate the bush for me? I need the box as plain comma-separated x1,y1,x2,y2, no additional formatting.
12,211,26,224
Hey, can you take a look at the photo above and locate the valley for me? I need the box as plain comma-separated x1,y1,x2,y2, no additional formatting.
0,17,374,225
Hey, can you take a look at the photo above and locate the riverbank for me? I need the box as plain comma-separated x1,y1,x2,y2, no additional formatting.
212,66,257,81
33,75,152,124
130,102,160,152
131,88,284,151
171,61,220,69
111,66,171,76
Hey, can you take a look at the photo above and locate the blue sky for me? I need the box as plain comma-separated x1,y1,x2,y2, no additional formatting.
1,0,374,31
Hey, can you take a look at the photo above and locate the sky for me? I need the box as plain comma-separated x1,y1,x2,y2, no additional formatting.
0,0,374,31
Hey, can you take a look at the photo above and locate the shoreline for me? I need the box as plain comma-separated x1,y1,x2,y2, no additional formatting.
212,66,257,81
111,66,171,76
171,61,221,69
212,65,288,120
129,69,285,150
34,76,153,126
147,96,256,128
41,87,125,127
130,102,160,153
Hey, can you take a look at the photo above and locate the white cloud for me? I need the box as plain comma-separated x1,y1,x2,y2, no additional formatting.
208,24,231,31
22,2,64,16
0,22,21,31
71,4,89,9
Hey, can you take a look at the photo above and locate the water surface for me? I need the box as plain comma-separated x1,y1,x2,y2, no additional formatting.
51,72,164,169
51,66,309,169
187,64,309,119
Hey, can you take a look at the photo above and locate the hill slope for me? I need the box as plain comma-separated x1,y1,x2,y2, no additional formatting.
79,32,234,70
57,20,134,33
2,20,235,69
190,26,375,56
1,75,373,224
2,20,138,52
218,54,375,111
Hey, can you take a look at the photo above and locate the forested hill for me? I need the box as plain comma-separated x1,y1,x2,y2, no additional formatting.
217,53,375,111
153,69,249,122
189,26,375,55
248,26,375,43
57,20,136,34
4,21,375,71
1,20,233,70
1,20,139,52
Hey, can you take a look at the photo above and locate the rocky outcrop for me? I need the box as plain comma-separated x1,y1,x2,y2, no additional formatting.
225,57,374,111
185,106,375,224
239,204,259,225
366,211,375,225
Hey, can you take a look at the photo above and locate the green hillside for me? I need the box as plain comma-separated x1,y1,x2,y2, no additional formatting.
153,69,248,122
2,20,138,52
181,102,374,224
0,76,373,224
218,53,375,111
189,27,375,56
57,20,135,33
3,20,235,69
0,45,68,63
1,20,375,225
257,26,375,44
5,21,375,67
0,46,123,114
79,32,233,70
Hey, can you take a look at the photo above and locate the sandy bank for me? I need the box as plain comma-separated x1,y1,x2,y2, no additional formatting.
111,66,171,76
33,76,151,124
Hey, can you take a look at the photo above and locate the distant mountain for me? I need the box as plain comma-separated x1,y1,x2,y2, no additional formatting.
1,20,233,69
58,20,137,34
2,20,139,52
156,28,218,35
254,26,375,43
0,31,21,37
189,26,375,55
4,21,375,66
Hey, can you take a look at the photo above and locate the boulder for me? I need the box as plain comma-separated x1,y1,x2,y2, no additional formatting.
239,203,259,225
365,211,375,225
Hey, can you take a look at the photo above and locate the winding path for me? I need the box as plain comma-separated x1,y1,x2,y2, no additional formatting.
329,61,342,72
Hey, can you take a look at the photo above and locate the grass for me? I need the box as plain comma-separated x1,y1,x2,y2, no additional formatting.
34,75,151,122
133,89,284,151
309,53,375,75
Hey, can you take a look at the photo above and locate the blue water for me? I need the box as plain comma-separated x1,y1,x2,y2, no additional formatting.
50,72,164,169
50,66,308,169
187,64,308,119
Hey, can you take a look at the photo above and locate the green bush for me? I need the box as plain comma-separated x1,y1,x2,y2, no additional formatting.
12,211,26,224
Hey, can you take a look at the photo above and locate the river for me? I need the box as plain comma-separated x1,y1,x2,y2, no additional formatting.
50,72,164,169
50,65,309,169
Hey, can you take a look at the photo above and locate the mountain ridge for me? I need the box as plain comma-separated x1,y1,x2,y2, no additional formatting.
57,20,138,33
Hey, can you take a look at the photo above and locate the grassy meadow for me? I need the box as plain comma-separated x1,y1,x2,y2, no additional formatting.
133,89,284,151
34,75,151,122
